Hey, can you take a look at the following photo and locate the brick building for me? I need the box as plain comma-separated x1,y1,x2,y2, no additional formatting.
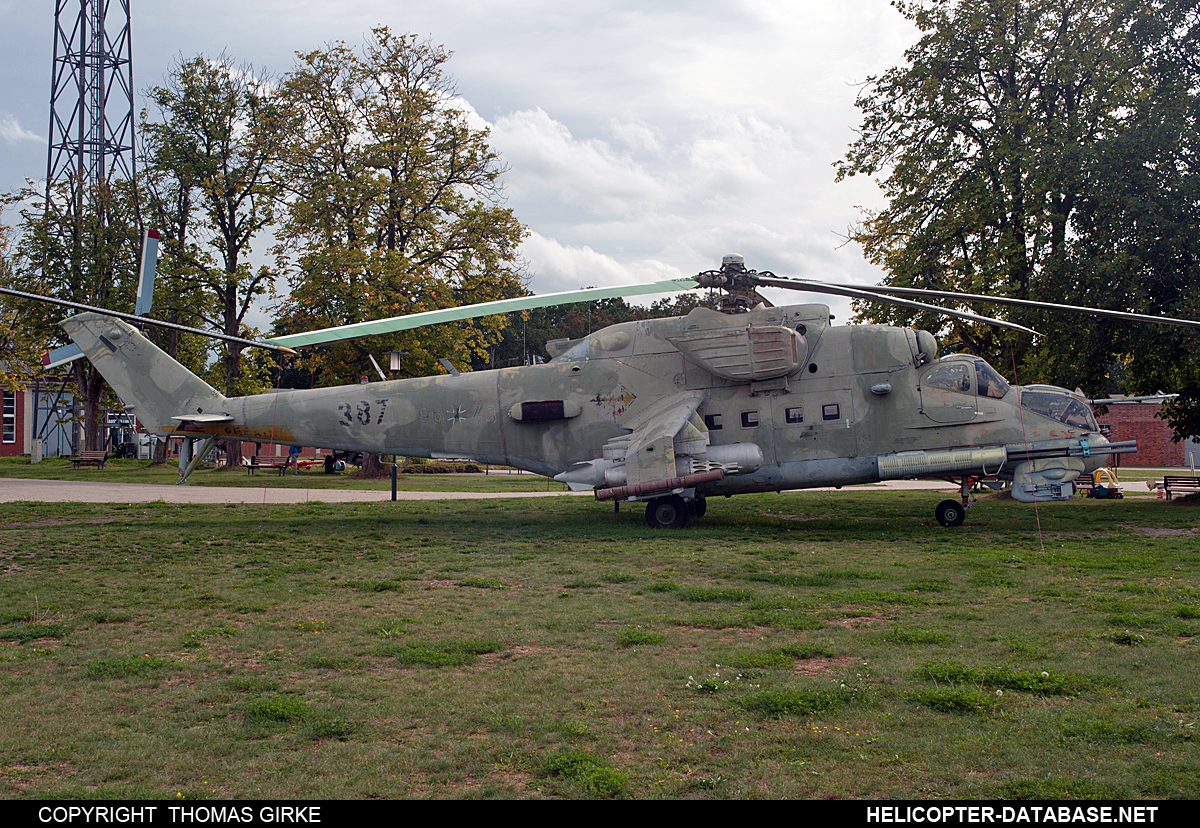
1094,396,1200,468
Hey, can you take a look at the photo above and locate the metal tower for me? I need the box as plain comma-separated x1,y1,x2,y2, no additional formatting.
45,0,137,224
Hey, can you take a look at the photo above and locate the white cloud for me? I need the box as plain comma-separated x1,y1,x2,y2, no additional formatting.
491,108,669,215
520,230,685,296
609,120,662,156
1,113,42,145
1,0,915,327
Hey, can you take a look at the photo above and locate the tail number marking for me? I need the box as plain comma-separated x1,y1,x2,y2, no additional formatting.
338,399,389,427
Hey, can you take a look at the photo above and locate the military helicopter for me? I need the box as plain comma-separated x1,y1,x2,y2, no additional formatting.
31,252,1200,529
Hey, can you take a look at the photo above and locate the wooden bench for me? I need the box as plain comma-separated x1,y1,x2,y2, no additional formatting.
1162,476,1200,500
246,455,288,476
70,450,108,469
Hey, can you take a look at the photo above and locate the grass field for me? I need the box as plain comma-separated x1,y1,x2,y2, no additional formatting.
1,489,1197,799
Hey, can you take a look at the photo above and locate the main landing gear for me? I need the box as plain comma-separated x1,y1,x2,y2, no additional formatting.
643,495,706,529
934,476,974,527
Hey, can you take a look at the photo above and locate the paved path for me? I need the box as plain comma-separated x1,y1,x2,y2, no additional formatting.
0,476,959,505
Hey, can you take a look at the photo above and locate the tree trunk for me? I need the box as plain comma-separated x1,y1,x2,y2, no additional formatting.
74,362,105,452
223,342,243,468
152,436,168,466
357,453,389,478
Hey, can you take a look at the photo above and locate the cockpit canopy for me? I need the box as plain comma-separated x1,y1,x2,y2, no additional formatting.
1020,388,1097,430
922,355,1011,400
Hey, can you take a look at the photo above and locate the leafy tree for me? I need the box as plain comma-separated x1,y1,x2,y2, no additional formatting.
142,54,290,464
0,222,47,391
839,0,1200,439
836,0,1155,365
274,28,526,388
2,179,142,451
1062,0,1200,438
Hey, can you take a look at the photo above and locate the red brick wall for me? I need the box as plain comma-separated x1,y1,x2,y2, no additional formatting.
1095,403,1185,467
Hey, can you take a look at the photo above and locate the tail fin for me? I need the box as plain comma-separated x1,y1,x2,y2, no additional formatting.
61,312,227,434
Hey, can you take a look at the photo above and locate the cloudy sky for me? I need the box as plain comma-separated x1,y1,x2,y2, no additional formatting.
0,0,918,323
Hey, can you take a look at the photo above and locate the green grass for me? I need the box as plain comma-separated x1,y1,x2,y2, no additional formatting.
0,490,1198,798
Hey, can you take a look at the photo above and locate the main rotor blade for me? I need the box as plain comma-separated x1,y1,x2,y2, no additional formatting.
0,286,297,355
266,278,701,349
747,276,1040,336
819,283,1200,330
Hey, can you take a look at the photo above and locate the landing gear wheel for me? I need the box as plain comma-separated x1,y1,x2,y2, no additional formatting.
935,499,966,527
690,496,707,518
646,495,690,529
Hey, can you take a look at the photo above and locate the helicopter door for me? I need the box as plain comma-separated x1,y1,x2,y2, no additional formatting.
919,361,977,424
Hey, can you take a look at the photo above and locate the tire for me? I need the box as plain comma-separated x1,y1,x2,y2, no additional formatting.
935,499,966,527
690,496,707,518
645,495,690,529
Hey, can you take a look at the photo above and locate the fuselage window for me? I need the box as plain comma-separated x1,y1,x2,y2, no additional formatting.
822,403,840,421
785,407,803,424
741,411,759,428
705,414,723,431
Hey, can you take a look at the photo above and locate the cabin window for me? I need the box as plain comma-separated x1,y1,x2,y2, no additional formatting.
785,406,803,424
741,410,759,428
822,403,840,421
2,391,14,444
704,414,723,431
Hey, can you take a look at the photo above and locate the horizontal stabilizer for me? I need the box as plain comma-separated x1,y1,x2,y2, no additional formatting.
42,343,84,369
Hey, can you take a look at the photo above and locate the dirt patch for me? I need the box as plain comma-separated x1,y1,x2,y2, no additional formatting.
0,516,144,529
767,513,887,522
793,655,861,676
827,612,886,629
1120,525,1199,537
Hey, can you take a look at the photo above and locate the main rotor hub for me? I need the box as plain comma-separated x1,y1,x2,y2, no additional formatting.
696,255,777,314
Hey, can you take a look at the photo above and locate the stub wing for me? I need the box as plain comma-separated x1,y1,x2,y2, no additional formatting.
556,391,722,496
615,391,709,486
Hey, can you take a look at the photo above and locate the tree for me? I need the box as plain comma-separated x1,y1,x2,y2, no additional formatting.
837,0,1155,368
839,0,1200,439
2,179,142,451
142,54,290,464
1063,0,1200,438
0,222,46,391
274,29,526,389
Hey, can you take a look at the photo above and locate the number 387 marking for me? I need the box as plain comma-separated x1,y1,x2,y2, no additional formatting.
338,399,388,427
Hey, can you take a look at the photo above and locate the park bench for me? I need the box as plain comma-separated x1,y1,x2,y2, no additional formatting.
1162,476,1200,500
246,455,288,476
70,450,108,469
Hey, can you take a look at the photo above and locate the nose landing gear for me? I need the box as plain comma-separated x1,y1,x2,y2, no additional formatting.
935,477,973,527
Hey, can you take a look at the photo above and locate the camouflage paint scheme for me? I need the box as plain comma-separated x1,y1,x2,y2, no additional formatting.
61,303,1123,527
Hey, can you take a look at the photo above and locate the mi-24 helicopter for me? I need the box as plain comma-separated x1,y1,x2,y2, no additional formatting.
31,253,1200,529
